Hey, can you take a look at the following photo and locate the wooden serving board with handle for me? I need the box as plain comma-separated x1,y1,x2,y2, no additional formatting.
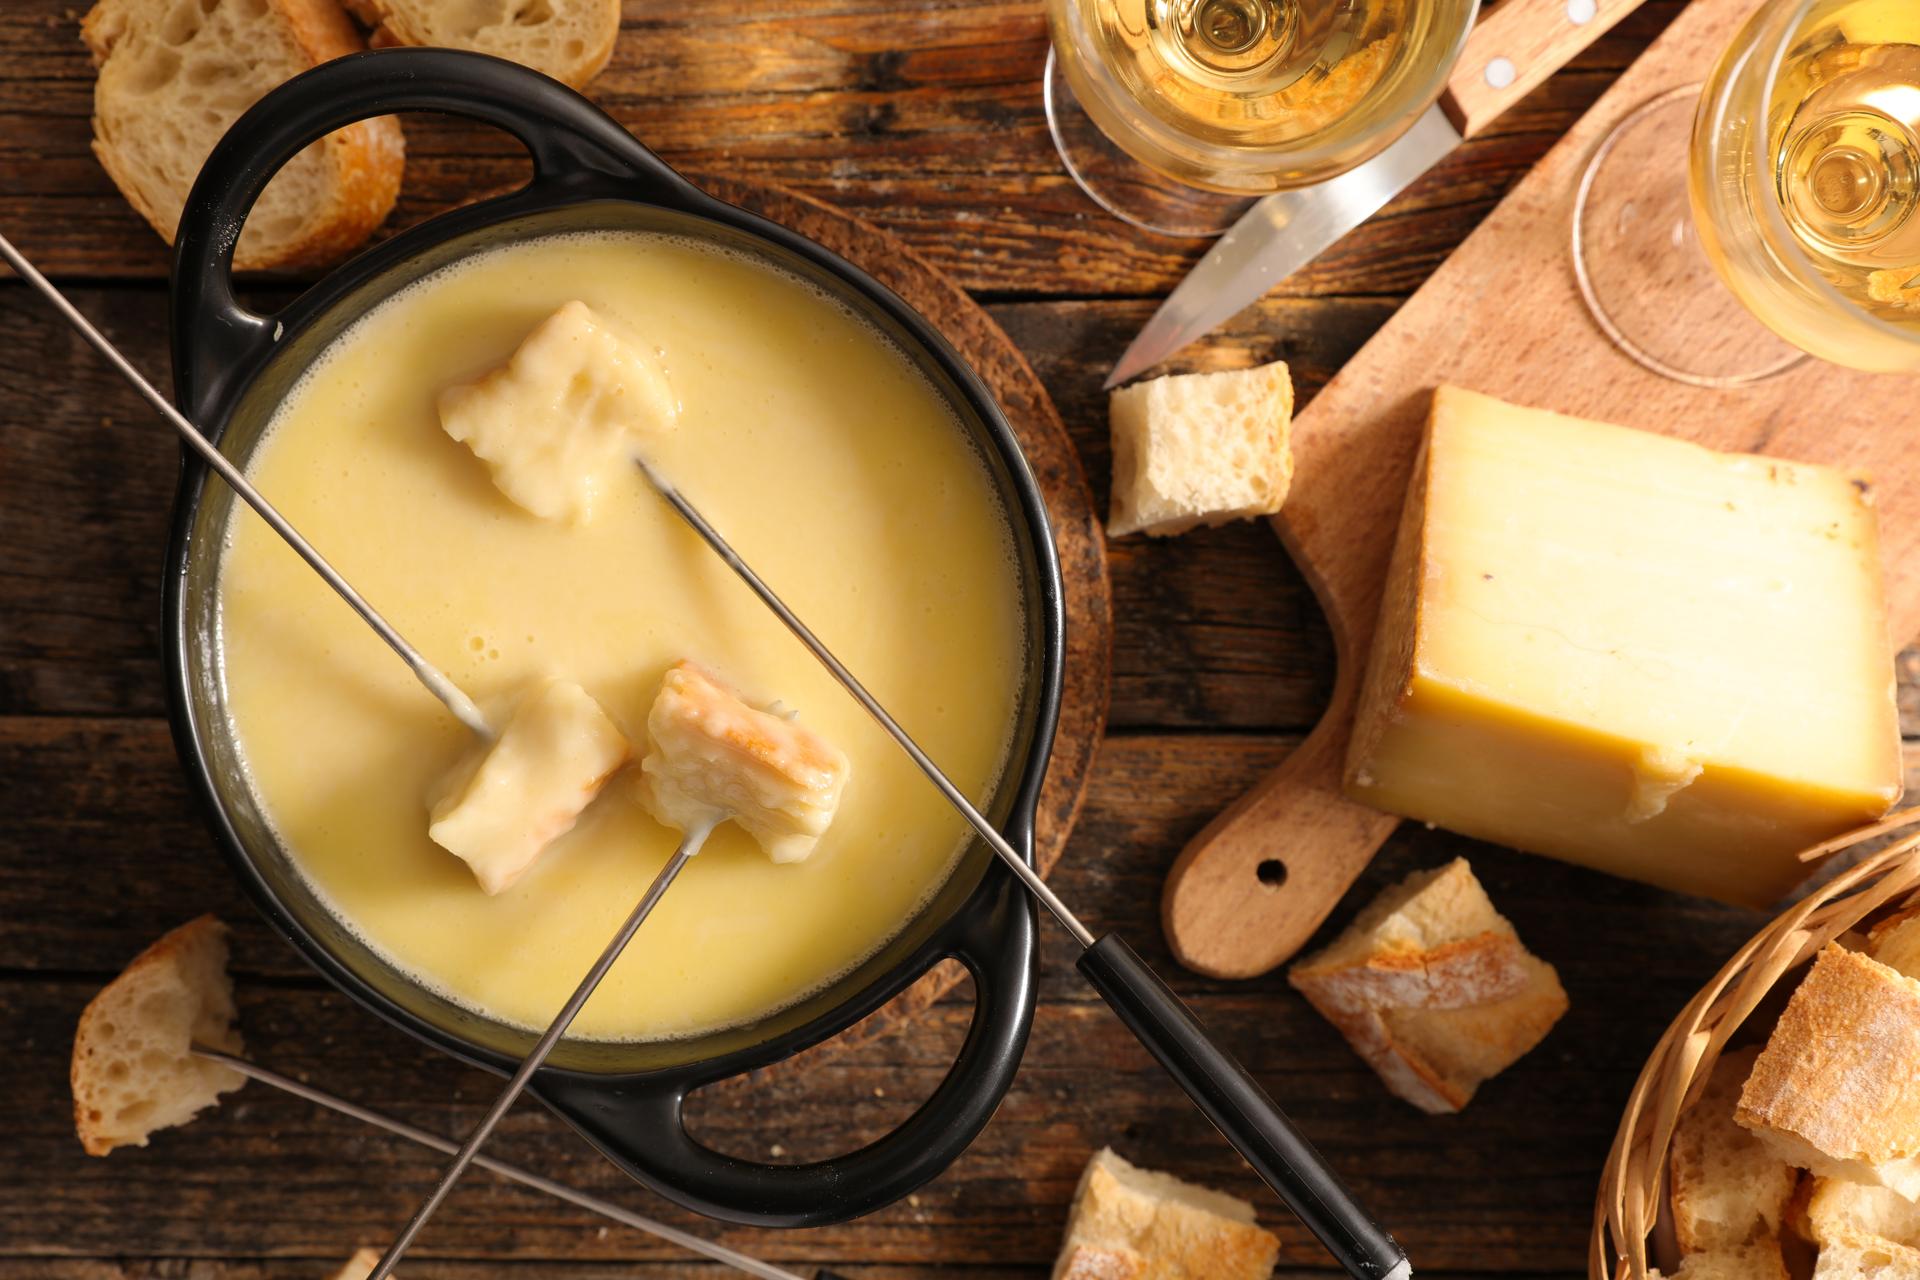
1162,0,1920,981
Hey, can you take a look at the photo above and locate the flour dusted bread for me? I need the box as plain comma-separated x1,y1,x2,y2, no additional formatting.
1871,909,1920,980
1288,859,1567,1114
343,0,619,87
1051,1148,1279,1280
1651,1239,1791,1280
1738,946,1920,1200
1807,1177,1920,1249
1670,1047,1798,1252
1811,1239,1920,1279
70,915,245,1156
1106,361,1293,538
81,0,403,271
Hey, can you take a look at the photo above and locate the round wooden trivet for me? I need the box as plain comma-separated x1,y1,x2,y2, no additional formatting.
695,176,1113,1064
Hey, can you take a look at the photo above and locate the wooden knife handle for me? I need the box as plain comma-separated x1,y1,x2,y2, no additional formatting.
1441,0,1646,139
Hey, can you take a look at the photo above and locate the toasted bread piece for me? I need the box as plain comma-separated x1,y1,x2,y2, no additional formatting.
1670,1047,1799,1252
1808,1178,1920,1249
1739,947,1920,1200
70,915,245,1156
1812,1238,1920,1279
81,0,403,270
429,678,631,894
1871,909,1920,981
637,661,849,863
1107,361,1293,538
438,300,677,524
1050,1149,1279,1280
343,0,619,87
1289,859,1568,1114
328,1249,385,1280
1652,1239,1790,1280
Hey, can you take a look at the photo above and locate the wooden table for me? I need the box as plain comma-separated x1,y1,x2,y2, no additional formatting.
7,2,1918,1275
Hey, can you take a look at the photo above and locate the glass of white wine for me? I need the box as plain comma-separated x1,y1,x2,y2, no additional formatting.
1574,0,1920,383
1044,0,1479,236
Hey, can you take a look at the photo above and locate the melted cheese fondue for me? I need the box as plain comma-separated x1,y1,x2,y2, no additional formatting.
216,231,1026,1041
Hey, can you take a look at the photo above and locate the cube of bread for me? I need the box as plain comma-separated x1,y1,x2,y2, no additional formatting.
343,0,619,87
81,0,404,271
1289,859,1568,1114
1813,1238,1920,1280
70,915,245,1156
439,301,676,523
1872,910,1920,981
636,661,849,863
1106,361,1293,538
1808,1177,1920,1249
328,1250,389,1280
1670,1046,1799,1252
1739,947,1920,1200
428,679,630,894
1651,1239,1790,1280
1051,1148,1280,1280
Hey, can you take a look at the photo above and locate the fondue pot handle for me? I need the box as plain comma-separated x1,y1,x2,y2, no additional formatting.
169,48,712,419
535,862,1038,1228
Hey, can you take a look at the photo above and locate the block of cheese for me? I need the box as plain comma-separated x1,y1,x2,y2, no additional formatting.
636,661,849,863
1345,387,1902,907
438,300,676,523
428,679,631,894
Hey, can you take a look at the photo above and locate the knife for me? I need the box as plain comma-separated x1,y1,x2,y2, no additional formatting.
1107,0,1649,388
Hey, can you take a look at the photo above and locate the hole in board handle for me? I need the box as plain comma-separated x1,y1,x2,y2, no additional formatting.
1256,859,1287,889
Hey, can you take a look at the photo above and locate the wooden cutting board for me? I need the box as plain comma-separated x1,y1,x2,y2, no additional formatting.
1161,0,1920,980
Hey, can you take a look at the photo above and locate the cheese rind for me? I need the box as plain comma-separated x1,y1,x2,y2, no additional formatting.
428,679,631,894
1346,387,1901,907
438,300,676,523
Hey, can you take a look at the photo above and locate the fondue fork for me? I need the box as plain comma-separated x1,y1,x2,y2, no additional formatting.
0,234,491,740
365,819,714,1280
188,1044,845,1280
635,457,1414,1280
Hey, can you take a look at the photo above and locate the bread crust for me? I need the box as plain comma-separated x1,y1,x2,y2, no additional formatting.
346,0,620,88
1051,1149,1279,1280
70,914,244,1156
82,0,403,271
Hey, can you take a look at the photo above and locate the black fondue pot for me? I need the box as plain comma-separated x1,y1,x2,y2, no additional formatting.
163,49,1061,1229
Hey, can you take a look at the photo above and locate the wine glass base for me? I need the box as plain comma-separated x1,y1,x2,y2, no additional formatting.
1043,46,1258,239
1570,85,1809,389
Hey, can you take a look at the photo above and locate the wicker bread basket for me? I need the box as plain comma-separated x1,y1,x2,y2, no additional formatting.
1591,808,1920,1280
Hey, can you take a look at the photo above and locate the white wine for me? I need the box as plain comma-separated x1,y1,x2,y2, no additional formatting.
1693,0,1920,369
1771,1,1920,317
1049,0,1476,193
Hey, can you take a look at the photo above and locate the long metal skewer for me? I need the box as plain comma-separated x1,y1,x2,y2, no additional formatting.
633,457,1095,950
0,234,491,739
366,824,709,1280
190,1044,811,1280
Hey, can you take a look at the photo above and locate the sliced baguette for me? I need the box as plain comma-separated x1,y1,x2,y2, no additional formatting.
1871,909,1920,981
70,915,245,1155
329,1249,384,1280
1813,1238,1920,1280
1107,361,1293,538
343,0,619,88
1289,859,1568,1114
1051,1148,1279,1280
81,0,403,271
1807,1178,1920,1249
1738,947,1920,1201
1652,1239,1790,1280
1670,1046,1798,1253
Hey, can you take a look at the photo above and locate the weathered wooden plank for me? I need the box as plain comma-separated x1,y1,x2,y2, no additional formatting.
0,0,1688,293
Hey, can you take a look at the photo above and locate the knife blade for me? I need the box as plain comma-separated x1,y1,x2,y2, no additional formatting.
1106,0,1649,388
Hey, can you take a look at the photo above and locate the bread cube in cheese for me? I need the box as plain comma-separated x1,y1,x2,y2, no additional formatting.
637,662,849,863
429,679,631,894
438,300,676,523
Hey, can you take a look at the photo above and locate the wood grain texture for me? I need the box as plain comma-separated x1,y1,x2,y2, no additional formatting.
1163,0,1920,981
1443,0,1647,138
